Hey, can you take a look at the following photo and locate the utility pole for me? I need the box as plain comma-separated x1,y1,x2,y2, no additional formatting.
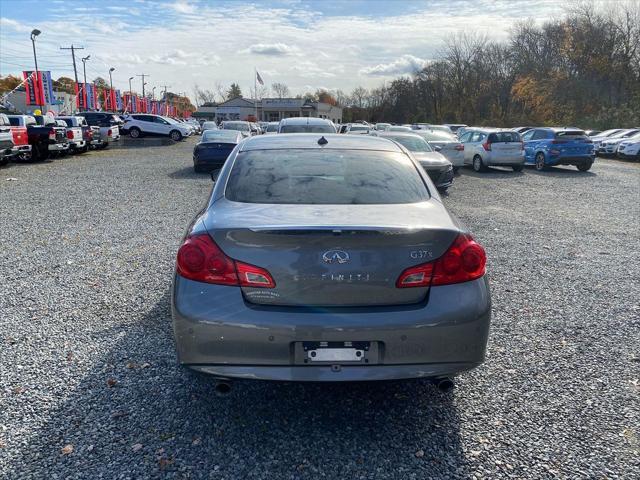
137,73,149,97
60,44,84,86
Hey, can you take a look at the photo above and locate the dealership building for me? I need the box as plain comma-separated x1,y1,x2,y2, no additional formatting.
193,97,343,124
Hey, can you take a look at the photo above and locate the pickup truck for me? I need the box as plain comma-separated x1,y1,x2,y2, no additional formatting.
7,114,68,161
1,112,31,161
56,118,87,154
0,113,16,166
80,111,122,149
59,116,100,150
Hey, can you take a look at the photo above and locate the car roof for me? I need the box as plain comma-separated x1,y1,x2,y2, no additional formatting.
377,132,425,138
280,117,333,125
238,133,403,152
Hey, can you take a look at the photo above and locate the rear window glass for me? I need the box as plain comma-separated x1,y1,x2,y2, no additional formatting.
349,125,369,131
225,149,429,205
203,130,239,142
555,130,586,138
388,135,433,152
266,124,278,132
280,124,335,133
61,119,73,127
223,122,249,131
488,132,521,142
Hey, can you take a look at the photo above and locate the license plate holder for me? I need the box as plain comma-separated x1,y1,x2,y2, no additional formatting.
295,341,378,364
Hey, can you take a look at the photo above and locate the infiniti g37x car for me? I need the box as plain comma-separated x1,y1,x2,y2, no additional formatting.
172,134,491,382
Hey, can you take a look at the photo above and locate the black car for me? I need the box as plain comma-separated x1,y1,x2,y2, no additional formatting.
193,129,243,173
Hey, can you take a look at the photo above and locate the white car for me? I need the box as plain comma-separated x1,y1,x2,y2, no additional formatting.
277,117,336,134
616,133,640,160
124,114,192,141
263,122,279,135
598,129,640,156
345,124,371,135
590,129,626,151
184,118,201,134
459,128,524,172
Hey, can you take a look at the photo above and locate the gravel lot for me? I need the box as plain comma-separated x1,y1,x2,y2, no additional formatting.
1,138,639,479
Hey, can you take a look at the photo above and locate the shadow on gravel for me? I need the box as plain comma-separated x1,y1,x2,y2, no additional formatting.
168,166,204,180
525,166,596,177
9,292,469,478
460,166,525,179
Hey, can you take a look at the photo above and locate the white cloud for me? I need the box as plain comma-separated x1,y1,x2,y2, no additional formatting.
242,43,300,56
0,17,31,33
359,55,430,77
169,1,197,14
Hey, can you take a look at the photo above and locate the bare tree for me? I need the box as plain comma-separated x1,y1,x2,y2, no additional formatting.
350,86,368,108
271,82,290,98
193,84,217,106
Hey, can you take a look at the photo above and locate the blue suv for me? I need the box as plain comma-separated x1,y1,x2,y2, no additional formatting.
522,127,595,171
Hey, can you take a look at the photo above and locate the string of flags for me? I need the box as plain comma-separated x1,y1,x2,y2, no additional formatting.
21,70,185,117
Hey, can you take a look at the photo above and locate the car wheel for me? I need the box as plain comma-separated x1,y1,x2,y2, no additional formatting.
512,164,524,172
577,160,593,172
534,152,546,171
129,127,141,138
472,155,485,172
170,130,183,141
452,166,460,174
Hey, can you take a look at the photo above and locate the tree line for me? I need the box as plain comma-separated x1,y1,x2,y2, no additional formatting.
340,2,639,128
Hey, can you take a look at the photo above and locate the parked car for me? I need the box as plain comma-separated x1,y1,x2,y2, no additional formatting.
278,117,336,134
459,128,524,172
184,118,202,134
412,129,464,170
123,114,191,141
597,129,640,156
200,121,218,132
0,113,16,165
444,124,467,134
584,129,602,137
513,127,535,133
590,129,625,150
387,126,413,133
221,121,252,137
616,134,640,160
172,133,490,384
263,122,279,134
344,124,371,135
521,127,594,171
193,129,244,173
375,122,391,131
57,118,87,154
60,116,101,150
377,132,453,191
81,111,122,148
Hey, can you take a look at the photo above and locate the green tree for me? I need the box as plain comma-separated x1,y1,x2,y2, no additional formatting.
226,83,242,98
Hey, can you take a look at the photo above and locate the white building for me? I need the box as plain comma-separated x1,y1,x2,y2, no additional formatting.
2,89,77,115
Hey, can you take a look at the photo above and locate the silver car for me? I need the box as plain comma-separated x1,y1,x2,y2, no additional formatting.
278,117,336,134
172,134,491,384
459,128,524,172
412,129,465,169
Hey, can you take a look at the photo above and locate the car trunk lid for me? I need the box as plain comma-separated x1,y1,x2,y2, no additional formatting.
204,202,458,307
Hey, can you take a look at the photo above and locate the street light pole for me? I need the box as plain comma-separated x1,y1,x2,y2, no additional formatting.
81,55,90,85
30,29,42,111
109,67,115,91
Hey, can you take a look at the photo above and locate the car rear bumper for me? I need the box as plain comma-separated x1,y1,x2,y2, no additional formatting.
71,140,86,149
48,143,69,152
485,153,525,166
548,154,594,166
172,275,491,382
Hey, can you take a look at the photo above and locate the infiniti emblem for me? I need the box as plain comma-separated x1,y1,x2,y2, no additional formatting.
322,250,350,264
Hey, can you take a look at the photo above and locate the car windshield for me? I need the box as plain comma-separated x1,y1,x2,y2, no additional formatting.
280,124,335,133
266,124,279,132
388,135,434,152
555,130,586,139
388,126,412,132
164,117,180,125
225,149,428,205
224,122,249,132
202,131,239,142
349,125,369,131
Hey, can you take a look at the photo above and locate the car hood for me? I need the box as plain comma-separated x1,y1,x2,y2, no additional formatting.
411,152,452,167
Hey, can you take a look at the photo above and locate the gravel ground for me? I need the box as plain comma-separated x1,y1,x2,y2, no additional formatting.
1,139,638,479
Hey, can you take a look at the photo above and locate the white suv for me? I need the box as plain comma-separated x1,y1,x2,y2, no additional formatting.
124,114,192,141
616,133,640,160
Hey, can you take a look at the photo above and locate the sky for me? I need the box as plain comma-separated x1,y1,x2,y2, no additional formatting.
0,0,585,101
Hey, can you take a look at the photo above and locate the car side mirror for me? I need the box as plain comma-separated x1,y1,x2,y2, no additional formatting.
434,145,442,152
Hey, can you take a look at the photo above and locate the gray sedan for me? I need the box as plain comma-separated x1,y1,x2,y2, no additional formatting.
172,134,491,383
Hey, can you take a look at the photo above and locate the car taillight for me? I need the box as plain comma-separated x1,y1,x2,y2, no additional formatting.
396,234,486,288
176,233,275,288
482,140,491,151
48,128,56,141
108,129,112,136
454,144,464,151
66,130,74,139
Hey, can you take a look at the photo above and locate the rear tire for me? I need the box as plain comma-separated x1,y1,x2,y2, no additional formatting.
512,164,523,172
577,160,593,172
472,155,485,172
534,152,546,171
170,130,183,141
129,127,141,138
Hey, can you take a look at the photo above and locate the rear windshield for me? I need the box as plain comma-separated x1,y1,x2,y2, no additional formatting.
416,130,456,142
388,135,433,152
555,130,586,139
223,122,249,132
280,124,335,133
61,119,73,127
488,132,521,142
203,131,239,142
349,125,369,131
225,149,429,204
266,124,278,132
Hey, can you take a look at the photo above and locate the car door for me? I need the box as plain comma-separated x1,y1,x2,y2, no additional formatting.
523,129,542,163
153,116,171,135
459,131,473,163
